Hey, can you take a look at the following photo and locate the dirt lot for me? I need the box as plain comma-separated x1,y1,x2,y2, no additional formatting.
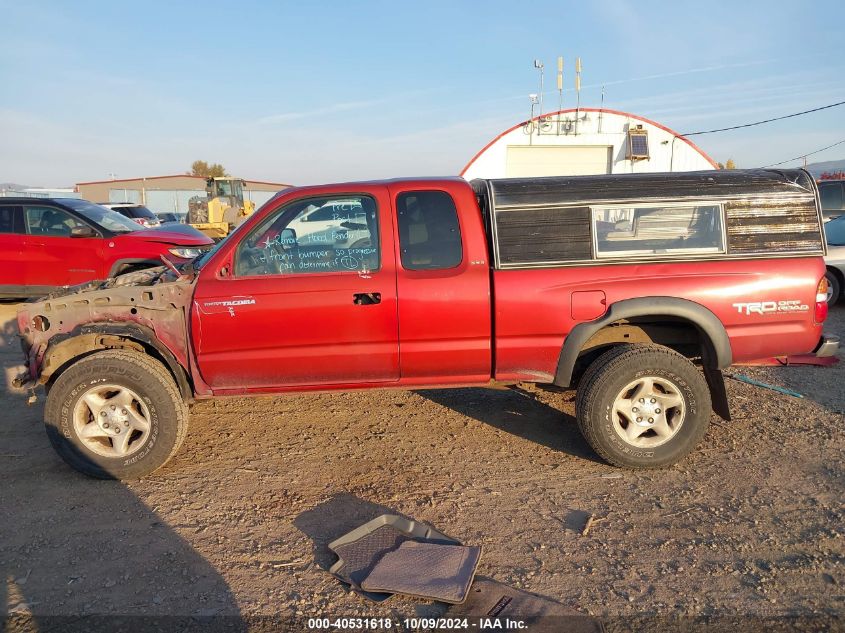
1,301,843,630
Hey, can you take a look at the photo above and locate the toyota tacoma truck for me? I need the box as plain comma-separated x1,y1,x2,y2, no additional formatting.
15,169,839,479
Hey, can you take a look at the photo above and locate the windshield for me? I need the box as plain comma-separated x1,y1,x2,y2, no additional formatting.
825,215,845,245
60,198,142,233
192,193,283,271
117,205,157,219
215,180,233,197
191,213,254,271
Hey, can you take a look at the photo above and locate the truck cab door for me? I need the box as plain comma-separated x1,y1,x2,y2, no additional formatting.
390,184,492,383
191,187,400,391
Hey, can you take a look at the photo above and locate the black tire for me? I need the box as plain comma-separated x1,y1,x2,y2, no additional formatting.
825,269,841,305
575,344,711,468
45,350,188,480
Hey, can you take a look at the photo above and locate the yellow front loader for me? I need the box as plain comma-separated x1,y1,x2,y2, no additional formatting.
187,177,256,240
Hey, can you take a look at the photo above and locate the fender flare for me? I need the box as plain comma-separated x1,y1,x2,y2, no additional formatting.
553,297,732,388
40,322,193,401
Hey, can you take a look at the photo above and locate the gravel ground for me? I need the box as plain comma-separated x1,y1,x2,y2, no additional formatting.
1,301,843,631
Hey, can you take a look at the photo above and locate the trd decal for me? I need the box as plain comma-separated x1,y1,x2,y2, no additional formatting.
732,300,809,315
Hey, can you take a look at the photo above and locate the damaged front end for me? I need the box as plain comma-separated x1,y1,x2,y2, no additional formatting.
15,266,196,398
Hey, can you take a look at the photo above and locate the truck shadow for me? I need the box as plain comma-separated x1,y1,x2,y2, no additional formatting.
415,387,602,464
0,433,247,630
0,302,245,630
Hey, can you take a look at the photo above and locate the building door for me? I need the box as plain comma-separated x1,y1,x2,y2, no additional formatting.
506,145,613,177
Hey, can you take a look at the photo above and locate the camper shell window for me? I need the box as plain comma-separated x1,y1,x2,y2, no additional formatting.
592,203,724,258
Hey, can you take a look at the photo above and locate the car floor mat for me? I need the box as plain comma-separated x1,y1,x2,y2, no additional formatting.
360,541,481,604
328,514,460,601
448,577,604,633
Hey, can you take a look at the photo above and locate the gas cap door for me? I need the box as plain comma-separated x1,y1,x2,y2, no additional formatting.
571,290,607,321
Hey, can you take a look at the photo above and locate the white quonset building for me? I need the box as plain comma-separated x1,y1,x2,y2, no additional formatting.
461,108,717,180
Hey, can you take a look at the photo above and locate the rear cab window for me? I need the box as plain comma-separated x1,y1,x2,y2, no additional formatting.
235,194,380,276
396,190,463,270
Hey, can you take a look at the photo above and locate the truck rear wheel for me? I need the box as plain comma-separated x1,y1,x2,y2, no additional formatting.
575,344,711,468
45,350,188,480
825,269,841,305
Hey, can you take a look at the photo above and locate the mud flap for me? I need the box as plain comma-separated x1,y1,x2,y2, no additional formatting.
703,366,731,421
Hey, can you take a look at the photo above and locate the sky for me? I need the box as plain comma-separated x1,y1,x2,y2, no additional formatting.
1,0,844,186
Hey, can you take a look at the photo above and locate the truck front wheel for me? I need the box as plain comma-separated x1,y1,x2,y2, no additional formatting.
45,350,188,480
575,344,711,468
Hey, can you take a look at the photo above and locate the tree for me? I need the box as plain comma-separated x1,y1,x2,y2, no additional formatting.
725,159,736,170
190,160,227,177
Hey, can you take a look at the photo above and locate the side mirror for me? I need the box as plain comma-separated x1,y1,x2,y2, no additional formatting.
70,226,97,238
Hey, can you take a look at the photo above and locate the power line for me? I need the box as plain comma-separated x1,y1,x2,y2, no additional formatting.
679,99,845,136
762,138,845,168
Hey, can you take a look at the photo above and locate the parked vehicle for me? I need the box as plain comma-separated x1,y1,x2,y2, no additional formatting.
824,214,845,304
819,179,844,221
156,212,182,224
0,197,213,298
101,203,162,228
15,170,838,479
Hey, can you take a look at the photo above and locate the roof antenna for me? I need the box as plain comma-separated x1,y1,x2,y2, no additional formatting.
574,57,582,136
556,56,563,136
599,85,605,133
533,59,545,128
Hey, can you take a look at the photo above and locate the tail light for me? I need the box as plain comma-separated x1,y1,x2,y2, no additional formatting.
815,277,829,324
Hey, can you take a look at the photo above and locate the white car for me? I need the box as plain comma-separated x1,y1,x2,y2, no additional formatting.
824,214,845,304
100,203,162,228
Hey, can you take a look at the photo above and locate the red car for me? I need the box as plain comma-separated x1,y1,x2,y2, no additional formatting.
0,197,213,298
15,170,838,479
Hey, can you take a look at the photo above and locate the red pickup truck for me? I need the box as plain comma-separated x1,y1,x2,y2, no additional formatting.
15,169,838,479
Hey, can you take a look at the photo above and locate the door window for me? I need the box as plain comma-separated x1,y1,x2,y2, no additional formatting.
396,191,463,270
0,206,24,233
235,195,379,276
24,206,88,236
